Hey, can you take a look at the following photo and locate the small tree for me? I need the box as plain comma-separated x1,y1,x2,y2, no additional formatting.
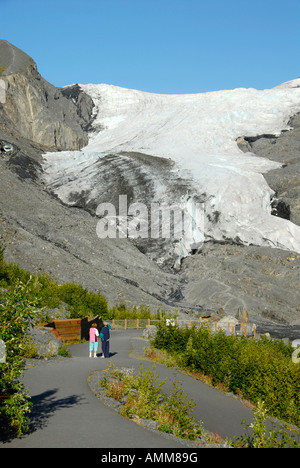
0,278,39,436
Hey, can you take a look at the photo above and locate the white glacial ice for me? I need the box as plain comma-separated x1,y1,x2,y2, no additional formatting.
42,78,300,257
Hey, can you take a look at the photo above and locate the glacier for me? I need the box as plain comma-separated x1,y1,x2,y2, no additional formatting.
42,78,300,267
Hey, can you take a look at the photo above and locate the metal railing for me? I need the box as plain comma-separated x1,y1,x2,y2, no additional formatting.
106,319,159,330
106,318,256,337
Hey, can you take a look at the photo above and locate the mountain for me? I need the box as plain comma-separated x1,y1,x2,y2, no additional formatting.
0,40,94,150
0,40,299,337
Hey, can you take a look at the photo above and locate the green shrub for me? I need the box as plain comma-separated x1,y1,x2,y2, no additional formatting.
0,243,109,320
1,244,166,326
0,243,164,322
107,303,161,321
0,278,39,436
58,345,72,358
153,321,300,426
233,401,300,448
57,282,108,319
102,364,204,442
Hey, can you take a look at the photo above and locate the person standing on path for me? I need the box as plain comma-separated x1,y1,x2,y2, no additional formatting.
100,322,111,358
89,323,99,358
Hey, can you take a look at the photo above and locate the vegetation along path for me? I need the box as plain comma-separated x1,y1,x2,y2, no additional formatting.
1,329,255,448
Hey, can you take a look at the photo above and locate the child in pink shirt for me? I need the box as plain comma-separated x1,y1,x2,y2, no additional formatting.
89,323,99,358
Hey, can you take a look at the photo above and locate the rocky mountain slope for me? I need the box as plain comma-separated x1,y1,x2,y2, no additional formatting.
238,111,300,226
0,40,94,150
0,40,299,338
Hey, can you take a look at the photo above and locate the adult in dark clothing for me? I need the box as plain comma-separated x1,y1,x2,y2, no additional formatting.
100,322,111,358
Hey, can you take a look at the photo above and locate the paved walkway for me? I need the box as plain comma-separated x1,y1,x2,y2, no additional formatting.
1,329,254,448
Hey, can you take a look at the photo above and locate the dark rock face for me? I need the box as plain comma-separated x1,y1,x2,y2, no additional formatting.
60,84,96,133
0,40,94,150
238,113,300,226
0,131,43,181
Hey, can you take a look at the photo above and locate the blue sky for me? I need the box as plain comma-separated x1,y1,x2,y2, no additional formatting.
1,0,299,94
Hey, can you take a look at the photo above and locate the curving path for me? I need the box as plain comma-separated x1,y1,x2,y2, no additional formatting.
1,329,254,448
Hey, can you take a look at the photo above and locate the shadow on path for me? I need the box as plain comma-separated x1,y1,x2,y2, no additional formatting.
1,389,85,444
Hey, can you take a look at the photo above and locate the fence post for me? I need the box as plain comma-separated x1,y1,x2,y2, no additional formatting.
112,319,115,330
125,319,127,330
147,319,150,327
0,339,6,363
137,319,139,329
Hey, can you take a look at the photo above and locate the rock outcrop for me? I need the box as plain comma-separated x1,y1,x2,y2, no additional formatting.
0,40,94,150
238,112,300,226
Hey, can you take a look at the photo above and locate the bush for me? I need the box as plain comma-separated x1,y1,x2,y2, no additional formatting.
58,345,72,358
0,243,109,320
153,321,300,426
0,243,164,322
0,279,39,436
107,303,161,321
57,282,108,319
102,364,204,441
233,401,300,448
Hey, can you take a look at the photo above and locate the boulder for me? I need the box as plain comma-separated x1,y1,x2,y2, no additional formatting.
26,326,62,358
